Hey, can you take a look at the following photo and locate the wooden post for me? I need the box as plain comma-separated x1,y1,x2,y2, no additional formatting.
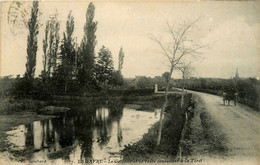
154,84,158,93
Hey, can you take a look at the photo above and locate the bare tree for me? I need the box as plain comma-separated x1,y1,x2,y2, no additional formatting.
176,61,192,108
150,18,205,146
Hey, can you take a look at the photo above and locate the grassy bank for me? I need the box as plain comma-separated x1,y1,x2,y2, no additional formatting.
121,94,192,162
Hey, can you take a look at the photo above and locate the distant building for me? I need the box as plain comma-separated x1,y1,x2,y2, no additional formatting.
235,68,239,80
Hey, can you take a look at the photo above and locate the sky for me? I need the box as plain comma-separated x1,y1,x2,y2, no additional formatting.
1,1,260,79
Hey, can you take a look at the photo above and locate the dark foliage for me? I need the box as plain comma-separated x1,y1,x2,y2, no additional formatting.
11,77,52,100
175,78,260,110
56,11,77,94
77,2,98,92
95,46,114,88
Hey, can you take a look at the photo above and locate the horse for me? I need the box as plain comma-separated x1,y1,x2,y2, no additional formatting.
223,92,238,106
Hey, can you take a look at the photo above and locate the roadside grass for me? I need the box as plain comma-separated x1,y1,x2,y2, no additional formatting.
200,111,228,154
185,95,229,158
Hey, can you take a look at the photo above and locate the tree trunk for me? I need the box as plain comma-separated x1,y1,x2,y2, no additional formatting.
157,101,167,146
65,80,67,94
157,66,173,146
181,89,184,108
181,75,185,108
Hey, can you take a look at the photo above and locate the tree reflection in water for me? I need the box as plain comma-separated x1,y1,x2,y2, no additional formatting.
24,124,34,160
8,100,125,161
94,100,124,148
108,101,124,147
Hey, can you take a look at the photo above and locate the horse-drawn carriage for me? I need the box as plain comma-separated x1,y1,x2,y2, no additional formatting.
223,91,238,106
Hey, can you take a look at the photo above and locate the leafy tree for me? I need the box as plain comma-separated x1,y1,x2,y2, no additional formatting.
95,46,114,88
110,71,124,88
25,1,39,80
162,72,170,83
0,75,15,98
78,2,98,92
136,76,153,89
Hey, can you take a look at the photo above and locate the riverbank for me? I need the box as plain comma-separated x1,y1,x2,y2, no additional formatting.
121,94,192,162
0,98,70,153
121,115,178,162
0,112,57,153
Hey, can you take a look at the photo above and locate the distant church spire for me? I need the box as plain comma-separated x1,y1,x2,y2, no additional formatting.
235,68,239,79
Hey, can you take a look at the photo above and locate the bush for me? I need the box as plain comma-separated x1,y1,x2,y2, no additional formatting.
11,77,52,100
0,98,46,115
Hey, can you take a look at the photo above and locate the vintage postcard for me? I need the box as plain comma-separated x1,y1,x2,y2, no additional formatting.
0,0,259,165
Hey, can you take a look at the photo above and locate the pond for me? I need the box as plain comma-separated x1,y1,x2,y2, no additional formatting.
3,101,161,164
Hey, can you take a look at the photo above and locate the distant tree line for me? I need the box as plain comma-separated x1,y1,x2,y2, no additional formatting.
123,72,174,90
174,77,260,110
5,1,125,99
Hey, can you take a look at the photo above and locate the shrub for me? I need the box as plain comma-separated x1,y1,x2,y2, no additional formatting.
0,98,46,115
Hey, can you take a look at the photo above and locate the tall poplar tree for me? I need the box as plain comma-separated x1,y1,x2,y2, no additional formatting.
57,11,76,94
78,2,97,91
42,12,60,79
118,47,124,73
42,23,49,79
25,1,39,80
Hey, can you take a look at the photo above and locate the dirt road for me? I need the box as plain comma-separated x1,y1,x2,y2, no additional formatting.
190,91,260,164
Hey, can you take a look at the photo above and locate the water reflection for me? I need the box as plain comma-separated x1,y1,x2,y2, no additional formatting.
6,101,159,163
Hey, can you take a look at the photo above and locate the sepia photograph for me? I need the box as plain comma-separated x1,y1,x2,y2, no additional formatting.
0,0,259,164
